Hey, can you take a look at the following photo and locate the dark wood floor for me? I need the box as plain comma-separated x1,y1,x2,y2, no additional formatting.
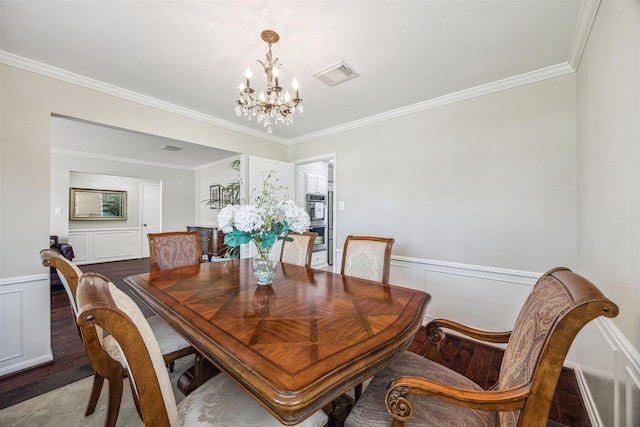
0,258,590,426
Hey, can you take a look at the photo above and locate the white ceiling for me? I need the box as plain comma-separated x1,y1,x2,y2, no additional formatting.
1,0,588,165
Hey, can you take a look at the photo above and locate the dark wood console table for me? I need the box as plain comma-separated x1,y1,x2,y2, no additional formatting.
186,226,226,260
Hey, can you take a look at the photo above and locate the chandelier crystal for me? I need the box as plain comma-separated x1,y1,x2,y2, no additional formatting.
235,30,303,134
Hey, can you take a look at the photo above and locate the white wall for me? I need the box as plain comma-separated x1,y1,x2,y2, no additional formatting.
289,46,640,424
575,0,640,425
289,75,577,273
0,64,286,376
52,152,195,234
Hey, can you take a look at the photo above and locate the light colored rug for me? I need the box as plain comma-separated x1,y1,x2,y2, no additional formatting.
0,356,191,426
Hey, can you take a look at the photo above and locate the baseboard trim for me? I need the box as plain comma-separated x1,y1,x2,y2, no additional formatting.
0,353,53,378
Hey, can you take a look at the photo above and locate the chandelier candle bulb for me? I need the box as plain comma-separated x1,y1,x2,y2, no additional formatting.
292,78,299,99
245,68,252,89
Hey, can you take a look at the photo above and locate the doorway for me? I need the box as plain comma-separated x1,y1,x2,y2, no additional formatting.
295,155,336,268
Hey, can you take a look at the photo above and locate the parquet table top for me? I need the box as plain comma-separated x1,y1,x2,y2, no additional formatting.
125,259,430,425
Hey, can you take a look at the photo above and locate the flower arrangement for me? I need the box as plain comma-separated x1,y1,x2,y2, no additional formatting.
217,171,310,284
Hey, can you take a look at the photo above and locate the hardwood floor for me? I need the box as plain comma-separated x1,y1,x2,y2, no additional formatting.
0,258,590,426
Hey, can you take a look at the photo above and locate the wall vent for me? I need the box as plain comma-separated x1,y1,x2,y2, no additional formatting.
314,61,360,87
159,144,182,152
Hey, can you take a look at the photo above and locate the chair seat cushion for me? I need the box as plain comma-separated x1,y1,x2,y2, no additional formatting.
177,372,329,427
345,351,496,427
103,314,191,363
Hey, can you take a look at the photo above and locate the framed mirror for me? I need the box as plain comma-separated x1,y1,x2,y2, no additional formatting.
69,188,127,220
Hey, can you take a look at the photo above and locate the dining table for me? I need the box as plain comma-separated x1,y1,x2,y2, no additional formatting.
125,258,430,425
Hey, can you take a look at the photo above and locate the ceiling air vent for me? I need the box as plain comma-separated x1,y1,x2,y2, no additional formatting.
314,61,360,87
159,144,182,152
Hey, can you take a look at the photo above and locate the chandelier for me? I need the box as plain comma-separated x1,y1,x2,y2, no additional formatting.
235,30,303,134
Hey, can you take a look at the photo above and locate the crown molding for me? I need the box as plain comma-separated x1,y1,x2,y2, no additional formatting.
289,62,575,144
0,51,287,145
3,0,598,149
567,0,601,70
51,147,197,171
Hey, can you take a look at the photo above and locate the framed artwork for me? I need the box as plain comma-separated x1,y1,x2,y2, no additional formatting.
221,187,232,207
209,184,222,209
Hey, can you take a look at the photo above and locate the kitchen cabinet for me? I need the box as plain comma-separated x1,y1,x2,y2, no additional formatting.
317,176,327,194
305,173,327,194
305,173,317,194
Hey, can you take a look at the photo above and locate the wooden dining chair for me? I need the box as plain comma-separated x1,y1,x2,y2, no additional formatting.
148,231,204,272
76,272,330,427
344,267,619,427
340,235,395,401
341,235,395,283
280,231,318,268
40,249,196,427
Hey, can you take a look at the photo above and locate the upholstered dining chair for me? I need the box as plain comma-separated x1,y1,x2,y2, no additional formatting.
40,249,196,427
148,231,204,272
76,272,329,427
340,235,394,284
280,231,318,268
340,235,395,401
344,267,619,427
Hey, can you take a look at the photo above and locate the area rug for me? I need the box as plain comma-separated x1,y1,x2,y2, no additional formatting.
0,357,190,426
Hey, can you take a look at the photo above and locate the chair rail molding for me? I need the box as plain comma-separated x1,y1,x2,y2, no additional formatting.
332,250,640,427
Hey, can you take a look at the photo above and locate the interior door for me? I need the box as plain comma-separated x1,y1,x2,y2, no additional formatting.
141,183,162,258
244,156,296,258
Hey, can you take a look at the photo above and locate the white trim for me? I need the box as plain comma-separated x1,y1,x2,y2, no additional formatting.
0,54,578,147
567,0,602,70
0,274,48,286
68,226,140,233
289,63,575,144
51,147,196,171
572,361,606,427
0,51,285,145
0,354,54,378
2,0,601,148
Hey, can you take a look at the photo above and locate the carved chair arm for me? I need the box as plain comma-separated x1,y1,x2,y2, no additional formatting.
426,319,511,360
385,376,529,425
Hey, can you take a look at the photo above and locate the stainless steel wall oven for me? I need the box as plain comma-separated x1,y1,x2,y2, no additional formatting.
306,193,327,252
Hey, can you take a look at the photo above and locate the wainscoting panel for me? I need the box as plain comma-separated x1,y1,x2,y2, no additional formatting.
94,230,139,260
69,227,141,265
0,274,52,377
335,250,640,427
570,318,640,427
387,256,539,332
0,289,22,361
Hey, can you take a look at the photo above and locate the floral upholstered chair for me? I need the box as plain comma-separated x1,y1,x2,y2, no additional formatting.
340,235,394,284
280,231,317,268
40,249,195,427
344,267,619,427
148,231,204,272
76,272,329,427
340,235,394,401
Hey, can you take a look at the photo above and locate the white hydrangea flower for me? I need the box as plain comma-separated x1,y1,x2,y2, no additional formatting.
233,205,263,232
217,205,237,233
279,200,310,233
218,172,311,248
